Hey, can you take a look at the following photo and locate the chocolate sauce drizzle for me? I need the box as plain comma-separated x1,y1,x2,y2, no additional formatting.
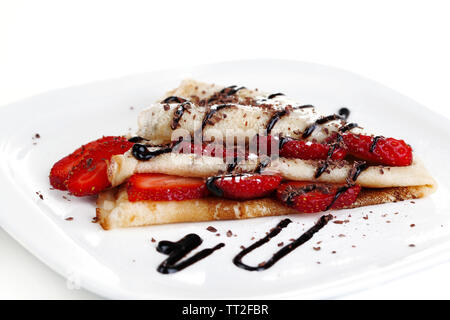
339,122,358,133
171,102,190,130
156,234,225,274
128,136,146,143
226,156,243,174
351,161,368,182
131,143,173,161
370,136,382,152
314,134,343,179
302,114,343,139
220,85,246,96
205,176,224,197
233,215,333,271
206,86,246,104
254,157,271,174
201,104,233,131
338,107,350,121
267,93,285,99
266,110,287,134
297,104,315,109
283,184,318,206
162,96,187,104
324,186,351,211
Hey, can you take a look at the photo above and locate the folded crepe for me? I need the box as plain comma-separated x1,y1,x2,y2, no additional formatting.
97,79,436,230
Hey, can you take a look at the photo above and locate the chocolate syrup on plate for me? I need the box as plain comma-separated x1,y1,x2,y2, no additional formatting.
233,215,333,271
156,234,225,274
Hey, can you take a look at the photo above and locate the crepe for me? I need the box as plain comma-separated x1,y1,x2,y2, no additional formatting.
97,185,432,229
98,79,436,229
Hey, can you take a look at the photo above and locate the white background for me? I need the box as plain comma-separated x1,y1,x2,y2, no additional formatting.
1,0,449,299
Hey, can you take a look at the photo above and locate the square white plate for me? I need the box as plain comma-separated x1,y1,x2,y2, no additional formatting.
0,60,449,299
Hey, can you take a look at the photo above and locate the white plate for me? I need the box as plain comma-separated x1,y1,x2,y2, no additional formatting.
0,60,449,299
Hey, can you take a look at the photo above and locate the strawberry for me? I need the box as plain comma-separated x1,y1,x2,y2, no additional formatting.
280,139,347,160
64,136,133,196
342,133,412,166
50,153,84,190
49,136,129,190
206,174,282,200
173,140,245,160
126,173,209,202
277,181,361,213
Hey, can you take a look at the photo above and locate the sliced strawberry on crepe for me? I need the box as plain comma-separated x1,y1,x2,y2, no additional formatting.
206,174,282,200
64,137,133,196
49,136,129,190
277,181,361,213
127,173,209,202
342,134,412,166
252,135,347,160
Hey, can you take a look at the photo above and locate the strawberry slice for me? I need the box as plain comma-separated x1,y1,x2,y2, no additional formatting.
206,174,282,200
251,135,346,160
127,173,209,202
280,139,347,160
50,153,84,190
342,134,412,166
277,181,361,213
49,136,129,190
65,137,133,196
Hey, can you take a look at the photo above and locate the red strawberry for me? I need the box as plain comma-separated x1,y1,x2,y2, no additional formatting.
249,134,283,157
173,141,245,160
65,137,133,196
280,139,347,160
342,134,412,166
50,153,84,190
126,173,209,202
49,136,129,190
206,174,282,200
277,181,361,213
251,135,346,160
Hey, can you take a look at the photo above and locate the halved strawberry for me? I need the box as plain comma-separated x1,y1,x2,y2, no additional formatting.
280,139,347,160
49,136,129,190
127,173,209,202
50,153,84,190
342,133,412,166
173,140,244,160
206,174,282,200
65,137,133,196
277,181,361,213
251,135,346,160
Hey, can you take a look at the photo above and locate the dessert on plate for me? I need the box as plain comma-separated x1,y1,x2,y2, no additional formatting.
49,79,436,230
